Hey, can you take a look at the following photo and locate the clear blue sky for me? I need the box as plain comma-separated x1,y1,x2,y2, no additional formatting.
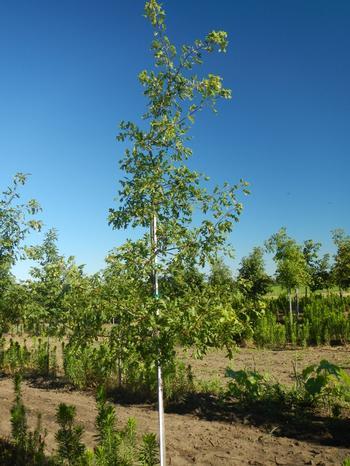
1,0,349,278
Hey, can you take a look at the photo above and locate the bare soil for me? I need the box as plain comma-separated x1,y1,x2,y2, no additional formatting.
0,345,349,465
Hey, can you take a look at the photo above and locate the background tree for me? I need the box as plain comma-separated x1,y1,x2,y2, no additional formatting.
108,0,248,462
332,229,350,296
161,258,205,299
303,239,331,293
266,228,309,323
25,229,98,343
0,173,41,334
208,257,235,290
237,246,272,301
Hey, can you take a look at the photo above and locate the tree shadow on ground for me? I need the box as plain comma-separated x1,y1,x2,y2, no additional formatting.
9,374,350,449
107,385,157,405
166,393,350,448
25,375,76,392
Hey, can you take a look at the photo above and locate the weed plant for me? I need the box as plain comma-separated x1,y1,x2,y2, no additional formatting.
225,359,350,417
225,368,284,406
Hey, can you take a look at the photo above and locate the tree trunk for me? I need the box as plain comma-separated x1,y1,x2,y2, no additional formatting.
47,336,50,376
151,214,166,466
288,290,293,327
296,288,299,319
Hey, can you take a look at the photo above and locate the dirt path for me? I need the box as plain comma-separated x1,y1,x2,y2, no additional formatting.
0,346,349,465
183,345,350,387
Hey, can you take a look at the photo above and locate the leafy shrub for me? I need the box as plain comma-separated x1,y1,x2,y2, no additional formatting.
63,343,114,389
0,337,5,368
163,361,194,403
3,339,30,374
226,360,350,418
116,353,194,403
31,338,57,377
195,376,224,396
254,311,286,348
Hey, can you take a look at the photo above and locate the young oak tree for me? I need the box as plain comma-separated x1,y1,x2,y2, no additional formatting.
108,1,248,462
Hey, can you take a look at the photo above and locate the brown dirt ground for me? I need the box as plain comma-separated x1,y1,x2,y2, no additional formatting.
0,345,350,465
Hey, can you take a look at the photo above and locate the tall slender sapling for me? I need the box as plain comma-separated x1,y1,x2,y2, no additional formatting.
109,1,247,463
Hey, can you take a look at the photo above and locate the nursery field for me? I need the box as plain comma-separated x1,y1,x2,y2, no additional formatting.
1,0,350,463
0,345,349,466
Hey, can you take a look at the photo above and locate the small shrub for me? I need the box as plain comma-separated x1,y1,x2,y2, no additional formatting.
139,433,159,466
94,385,140,465
10,373,27,446
10,374,47,464
55,404,86,465
298,320,310,347
254,311,286,348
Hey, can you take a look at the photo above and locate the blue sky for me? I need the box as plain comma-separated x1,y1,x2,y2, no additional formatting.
1,0,349,278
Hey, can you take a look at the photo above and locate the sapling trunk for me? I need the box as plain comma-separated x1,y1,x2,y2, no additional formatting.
288,290,293,330
151,213,166,466
117,357,122,388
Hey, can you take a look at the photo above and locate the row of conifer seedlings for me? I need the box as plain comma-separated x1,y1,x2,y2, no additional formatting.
3,373,159,465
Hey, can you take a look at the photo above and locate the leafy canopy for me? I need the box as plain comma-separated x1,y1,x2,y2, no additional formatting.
107,0,248,362
332,229,350,290
109,0,248,270
0,173,41,275
266,228,309,292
